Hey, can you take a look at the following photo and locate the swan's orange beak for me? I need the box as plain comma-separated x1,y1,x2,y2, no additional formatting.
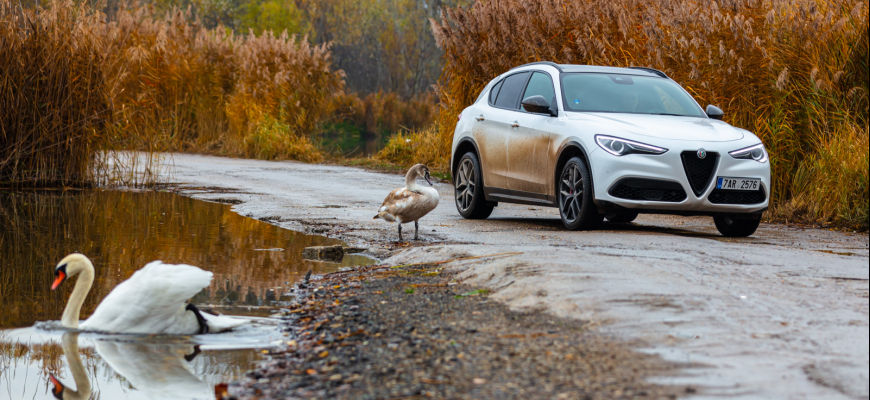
51,272,66,291
49,373,64,399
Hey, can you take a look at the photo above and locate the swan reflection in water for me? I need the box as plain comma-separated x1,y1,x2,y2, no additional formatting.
1,329,260,400
53,334,211,399
48,333,91,400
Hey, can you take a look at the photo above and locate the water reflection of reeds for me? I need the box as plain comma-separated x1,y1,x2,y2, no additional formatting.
0,190,367,329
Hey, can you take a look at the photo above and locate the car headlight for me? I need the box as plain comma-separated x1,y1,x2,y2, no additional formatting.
595,135,668,156
729,143,768,163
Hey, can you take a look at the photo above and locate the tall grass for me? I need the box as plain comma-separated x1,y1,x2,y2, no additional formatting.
329,91,436,135
378,0,868,228
0,1,109,187
100,3,344,160
1,0,346,187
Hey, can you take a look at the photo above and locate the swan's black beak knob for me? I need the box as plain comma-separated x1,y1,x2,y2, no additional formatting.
49,373,65,399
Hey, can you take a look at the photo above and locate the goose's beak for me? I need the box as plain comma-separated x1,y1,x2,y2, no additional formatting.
425,174,433,186
49,373,64,399
51,271,66,291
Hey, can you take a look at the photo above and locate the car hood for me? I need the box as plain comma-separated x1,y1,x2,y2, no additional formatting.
564,112,745,142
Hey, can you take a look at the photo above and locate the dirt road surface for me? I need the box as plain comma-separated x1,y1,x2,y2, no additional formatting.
168,154,869,400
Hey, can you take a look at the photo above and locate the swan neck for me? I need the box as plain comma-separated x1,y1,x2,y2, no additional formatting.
61,332,91,400
405,168,421,193
61,264,93,329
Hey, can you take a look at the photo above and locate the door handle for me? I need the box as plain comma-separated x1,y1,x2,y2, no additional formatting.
475,114,485,121
510,121,520,128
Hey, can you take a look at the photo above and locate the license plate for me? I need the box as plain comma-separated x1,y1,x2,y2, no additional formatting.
716,177,760,191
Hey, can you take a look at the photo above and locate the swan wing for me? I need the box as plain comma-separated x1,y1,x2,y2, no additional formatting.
379,188,424,220
81,261,213,334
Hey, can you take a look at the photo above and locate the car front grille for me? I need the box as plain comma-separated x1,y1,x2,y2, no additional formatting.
708,188,767,205
608,178,687,202
681,151,719,196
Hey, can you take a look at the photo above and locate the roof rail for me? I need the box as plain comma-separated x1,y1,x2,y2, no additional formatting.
510,61,563,72
628,66,668,78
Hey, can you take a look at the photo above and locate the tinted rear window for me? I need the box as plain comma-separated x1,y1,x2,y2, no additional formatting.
494,72,529,109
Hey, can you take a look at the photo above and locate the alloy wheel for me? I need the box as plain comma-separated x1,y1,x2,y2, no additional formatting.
455,158,476,212
559,163,583,223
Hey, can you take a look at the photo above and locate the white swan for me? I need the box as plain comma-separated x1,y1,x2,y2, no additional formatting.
51,253,245,334
373,164,440,240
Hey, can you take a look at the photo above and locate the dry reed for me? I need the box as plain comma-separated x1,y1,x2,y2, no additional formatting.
378,0,868,228
0,1,109,187
1,0,347,186
101,3,344,160
330,91,436,135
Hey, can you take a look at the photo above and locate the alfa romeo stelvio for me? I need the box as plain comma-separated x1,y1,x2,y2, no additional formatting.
451,62,770,237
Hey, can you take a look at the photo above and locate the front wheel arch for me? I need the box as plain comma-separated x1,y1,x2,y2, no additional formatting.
554,142,595,204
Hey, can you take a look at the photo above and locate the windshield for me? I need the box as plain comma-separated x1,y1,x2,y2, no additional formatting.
561,73,706,117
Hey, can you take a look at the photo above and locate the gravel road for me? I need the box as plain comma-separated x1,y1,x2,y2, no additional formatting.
167,153,869,400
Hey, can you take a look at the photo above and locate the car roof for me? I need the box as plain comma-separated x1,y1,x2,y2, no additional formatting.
509,62,668,79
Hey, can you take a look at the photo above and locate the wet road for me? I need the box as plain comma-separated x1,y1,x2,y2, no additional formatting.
168,153,869,400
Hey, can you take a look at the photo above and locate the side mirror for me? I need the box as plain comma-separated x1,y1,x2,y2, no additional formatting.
706,105,724,120
522,95,557,116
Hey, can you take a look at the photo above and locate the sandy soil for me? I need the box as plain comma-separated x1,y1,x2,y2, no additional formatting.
167,153,869,400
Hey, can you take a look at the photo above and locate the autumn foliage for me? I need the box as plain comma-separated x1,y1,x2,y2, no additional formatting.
1,0,345,187
0,1,110,186
379,0,868,228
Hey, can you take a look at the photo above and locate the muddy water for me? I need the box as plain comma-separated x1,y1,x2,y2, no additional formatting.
0,190,373,399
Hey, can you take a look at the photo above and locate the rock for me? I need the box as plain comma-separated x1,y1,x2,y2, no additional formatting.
303,245,344,262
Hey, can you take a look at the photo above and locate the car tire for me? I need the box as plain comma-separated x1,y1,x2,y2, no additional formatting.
454,152,495,219
713,215,761,237
558,157,603,230
605,210,639,223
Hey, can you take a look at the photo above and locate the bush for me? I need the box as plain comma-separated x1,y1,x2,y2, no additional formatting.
243,113,323,161
377,124,448,171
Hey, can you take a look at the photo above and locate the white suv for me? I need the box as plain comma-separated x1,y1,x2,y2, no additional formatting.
451,62,770,237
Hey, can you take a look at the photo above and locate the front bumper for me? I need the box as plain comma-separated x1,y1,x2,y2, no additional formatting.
589,145,770,214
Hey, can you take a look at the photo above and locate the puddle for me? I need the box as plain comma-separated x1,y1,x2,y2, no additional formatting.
0,190,374,399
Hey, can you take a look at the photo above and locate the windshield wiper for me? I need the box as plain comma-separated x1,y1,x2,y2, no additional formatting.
649,113,686,116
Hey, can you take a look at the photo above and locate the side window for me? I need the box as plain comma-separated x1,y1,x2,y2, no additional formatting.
521,72,556,110
488,79,504,105
476,79,497,104
494,72,530,109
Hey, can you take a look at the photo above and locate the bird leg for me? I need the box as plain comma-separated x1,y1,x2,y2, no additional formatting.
398,224,403,241
414,221,419,240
